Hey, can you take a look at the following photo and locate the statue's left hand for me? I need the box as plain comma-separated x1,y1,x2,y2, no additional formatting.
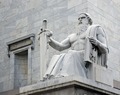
89,37,98,46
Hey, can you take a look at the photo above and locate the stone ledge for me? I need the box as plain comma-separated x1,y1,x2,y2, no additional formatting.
7,33,35,56
7,34,35,51
19,76,120,95
7,34,35,46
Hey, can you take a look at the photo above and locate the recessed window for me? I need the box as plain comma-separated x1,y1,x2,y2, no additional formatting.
14,50,28,88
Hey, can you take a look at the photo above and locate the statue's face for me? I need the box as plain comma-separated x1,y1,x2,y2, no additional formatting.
78,14,89,25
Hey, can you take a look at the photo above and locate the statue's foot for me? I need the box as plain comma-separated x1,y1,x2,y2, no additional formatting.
42,74,54,81
55,74,64,78
55,73,70,78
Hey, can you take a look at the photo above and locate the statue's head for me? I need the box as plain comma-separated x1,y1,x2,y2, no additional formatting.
78,13,93,25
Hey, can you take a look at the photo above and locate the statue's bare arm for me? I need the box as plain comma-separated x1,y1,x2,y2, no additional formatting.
49,36,71,51
89,27,108,54
45,30,77,51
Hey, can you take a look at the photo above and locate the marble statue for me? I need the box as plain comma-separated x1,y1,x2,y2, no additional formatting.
43,13,108,80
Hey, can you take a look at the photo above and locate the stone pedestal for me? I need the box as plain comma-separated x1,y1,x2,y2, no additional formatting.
17,76,120,95
1,76,120,95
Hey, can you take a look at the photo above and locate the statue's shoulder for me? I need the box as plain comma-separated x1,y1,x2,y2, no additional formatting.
68,33,77,43
89,24,102,29
68,33,76,37
89,24,105,35
90,24,104,30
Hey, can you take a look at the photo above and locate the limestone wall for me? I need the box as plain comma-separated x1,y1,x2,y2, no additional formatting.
0,0,120,92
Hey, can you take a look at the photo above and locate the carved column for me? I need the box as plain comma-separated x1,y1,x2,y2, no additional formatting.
28,47,32,84
9,52,15,89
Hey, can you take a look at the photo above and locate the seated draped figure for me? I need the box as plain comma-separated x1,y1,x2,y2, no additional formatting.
43,13,108,80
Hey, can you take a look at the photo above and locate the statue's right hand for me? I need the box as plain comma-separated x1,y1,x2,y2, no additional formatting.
45,29,53,37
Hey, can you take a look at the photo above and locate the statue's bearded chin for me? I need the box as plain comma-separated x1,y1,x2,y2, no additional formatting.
78,23,89,32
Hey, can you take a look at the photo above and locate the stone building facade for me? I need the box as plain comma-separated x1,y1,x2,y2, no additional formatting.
0,0,120,94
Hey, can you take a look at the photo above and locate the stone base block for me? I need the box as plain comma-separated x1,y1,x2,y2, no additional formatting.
19,76,120,95
0,76,120,95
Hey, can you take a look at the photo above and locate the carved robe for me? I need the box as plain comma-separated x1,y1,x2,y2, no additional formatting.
84,25,108,67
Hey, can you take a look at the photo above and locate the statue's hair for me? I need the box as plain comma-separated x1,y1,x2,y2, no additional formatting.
78,13,93,25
